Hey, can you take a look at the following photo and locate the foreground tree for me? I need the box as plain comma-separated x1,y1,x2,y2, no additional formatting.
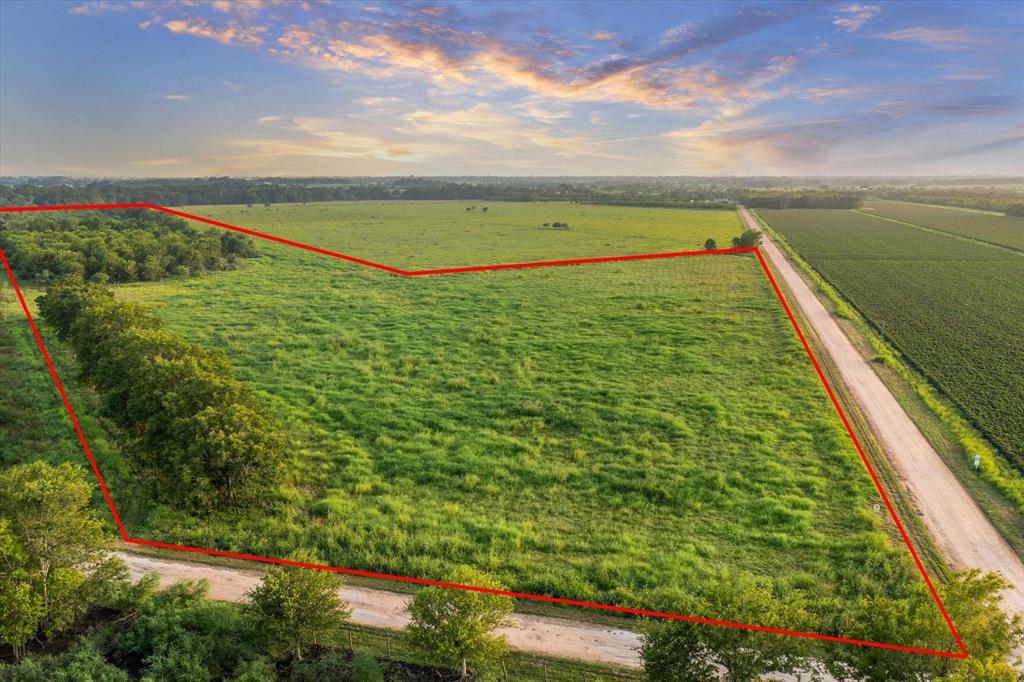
641,573,813,682
704,238,718,251
0,461,123,657
243,550,351,661
406,566,514,679
825,570,1024,681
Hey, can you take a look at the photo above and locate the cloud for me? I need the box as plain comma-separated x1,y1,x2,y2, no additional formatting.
161,94,193,100
223,80,245,91
257,115,285,124
354,96,403,108
876,27,976,50
660,21,696,45
665,115,874,173
69,1,129,16
163,17,267,46
230,116,430,162
832,4,880,33
587,30,616,42
400,104,638,161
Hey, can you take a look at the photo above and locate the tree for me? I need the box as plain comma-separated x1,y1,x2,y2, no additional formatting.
0,461,112,654
704,238,717,251
731,229,761,248
243,550,351,661
823,570,1023,682
481,206,488,213
641,574,812,682
170,402,285,508
0,520,44,660
406,566,514,679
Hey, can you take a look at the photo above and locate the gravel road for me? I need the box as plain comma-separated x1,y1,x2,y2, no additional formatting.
742,205,1024,614
117,552,643,668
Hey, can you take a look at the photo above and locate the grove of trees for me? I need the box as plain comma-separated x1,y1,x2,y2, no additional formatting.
36,279,285,510
0,209,259,283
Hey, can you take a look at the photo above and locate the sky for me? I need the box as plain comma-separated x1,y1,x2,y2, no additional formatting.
0,0,1021,177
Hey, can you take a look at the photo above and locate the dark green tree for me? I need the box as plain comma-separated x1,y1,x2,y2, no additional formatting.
731,229,762,248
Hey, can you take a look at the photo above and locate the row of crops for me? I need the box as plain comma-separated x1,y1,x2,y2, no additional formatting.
861,199,1024,251
757,208,1024,472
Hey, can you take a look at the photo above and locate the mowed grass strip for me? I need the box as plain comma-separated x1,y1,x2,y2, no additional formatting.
759,208,1024,473
862,199,1024,251
107,202,915,624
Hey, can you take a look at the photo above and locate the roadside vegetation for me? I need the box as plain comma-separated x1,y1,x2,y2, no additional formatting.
757,208,1024,492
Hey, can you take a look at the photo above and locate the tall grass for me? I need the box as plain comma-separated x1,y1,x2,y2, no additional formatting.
5,202,936,637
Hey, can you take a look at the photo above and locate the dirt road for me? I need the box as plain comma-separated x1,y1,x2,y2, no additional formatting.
741,205,1024,613
118,552,643,669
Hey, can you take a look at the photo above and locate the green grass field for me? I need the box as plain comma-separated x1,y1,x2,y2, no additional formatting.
758,208,1024,476
3,201,936,636
182,200,742,268
861,199,1024,251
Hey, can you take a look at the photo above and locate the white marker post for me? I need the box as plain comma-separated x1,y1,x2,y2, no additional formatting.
974,454,981,471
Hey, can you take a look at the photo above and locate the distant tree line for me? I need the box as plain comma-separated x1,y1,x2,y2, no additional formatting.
3,178,1020,215
0,178,740,208
0,209,259,282
742,192,863,209
37,280,285,510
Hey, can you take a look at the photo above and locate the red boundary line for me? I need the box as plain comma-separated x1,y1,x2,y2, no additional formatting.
0,202,968,660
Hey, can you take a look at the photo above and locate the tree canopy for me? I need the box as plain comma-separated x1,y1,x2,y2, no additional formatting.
405,566,514,679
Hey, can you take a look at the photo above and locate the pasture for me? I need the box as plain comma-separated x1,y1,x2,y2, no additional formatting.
4,201,933,634
758,208,1024,475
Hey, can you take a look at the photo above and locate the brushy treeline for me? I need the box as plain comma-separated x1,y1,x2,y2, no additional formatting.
37,279,285,509
0,208,258,282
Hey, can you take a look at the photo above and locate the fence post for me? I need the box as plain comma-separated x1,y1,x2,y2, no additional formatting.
348,631,354,651
544,661,549,682
386,635,392,660
501,660,509,681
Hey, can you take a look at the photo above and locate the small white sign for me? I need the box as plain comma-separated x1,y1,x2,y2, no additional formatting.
974,454,981,470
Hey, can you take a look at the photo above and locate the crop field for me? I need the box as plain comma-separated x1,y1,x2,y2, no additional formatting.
3,201,939,636
861,199,1024,251
758,208,1024,473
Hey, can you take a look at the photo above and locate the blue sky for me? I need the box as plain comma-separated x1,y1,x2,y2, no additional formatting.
0,0,1020,176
